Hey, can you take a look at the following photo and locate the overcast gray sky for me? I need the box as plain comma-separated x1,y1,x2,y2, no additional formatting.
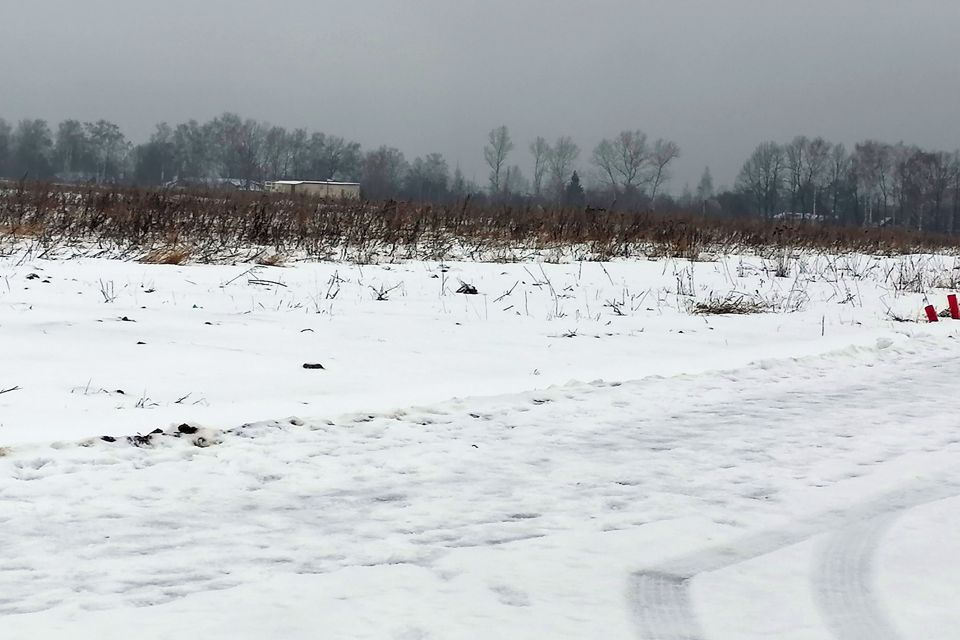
2,0,958,191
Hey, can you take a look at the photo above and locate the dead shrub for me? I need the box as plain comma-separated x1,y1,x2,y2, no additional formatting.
0,221,45,237
257,253,286,267
140,247,191,265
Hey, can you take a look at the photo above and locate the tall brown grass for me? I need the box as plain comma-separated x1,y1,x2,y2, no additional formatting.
2,181,958,262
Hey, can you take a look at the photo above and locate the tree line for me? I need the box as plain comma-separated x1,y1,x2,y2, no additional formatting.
731,137,960,234
0,113,958,233
482,126,680,210
0,114,681,208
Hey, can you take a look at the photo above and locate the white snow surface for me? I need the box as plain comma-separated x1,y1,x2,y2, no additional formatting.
2,250,960,638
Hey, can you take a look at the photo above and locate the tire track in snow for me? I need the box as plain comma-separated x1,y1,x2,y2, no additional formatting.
629,482,960,640
629,571,705,640
814,514,902,640
3,335,960,628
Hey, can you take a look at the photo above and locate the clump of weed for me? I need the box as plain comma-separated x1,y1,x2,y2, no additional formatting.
692,293,771,315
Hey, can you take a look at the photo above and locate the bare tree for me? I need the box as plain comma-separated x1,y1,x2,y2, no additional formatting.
548,136,580,201
85,120,129,183
450,165,468,199
262,126,291,180
803,137,831,218
11,119,54,179
591,130,649,195
695,167,714,202
737,141,785,219
827,143,851,222
54,119,90,177
928,151,954,232
362,146,408,200
403,152,450,202
132,123,176,185
891,144,920,229
852,141,894,227
328,137,363,181
307,133,363,181
171,119,213,181
288,128,311,179
208,113,265,186
951,151,960,235
785,135,808,213
889,147,955,232
484,125,513,195
503,164,529,197
529,136,550,198
648,139,680,206
782,136,833,218
0,118,10,177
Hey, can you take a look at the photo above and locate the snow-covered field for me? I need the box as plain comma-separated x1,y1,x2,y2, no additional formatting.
2,248,959,638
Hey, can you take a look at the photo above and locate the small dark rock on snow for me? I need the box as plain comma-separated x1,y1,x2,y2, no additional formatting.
457,283,479,295
303,363,325,370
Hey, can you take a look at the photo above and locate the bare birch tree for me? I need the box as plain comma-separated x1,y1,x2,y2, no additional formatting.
484,125,513,194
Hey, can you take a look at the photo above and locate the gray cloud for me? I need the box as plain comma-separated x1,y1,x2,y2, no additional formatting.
2,0,958,190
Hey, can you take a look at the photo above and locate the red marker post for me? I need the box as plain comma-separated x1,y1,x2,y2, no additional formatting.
949,294,960,320
926,305,940,323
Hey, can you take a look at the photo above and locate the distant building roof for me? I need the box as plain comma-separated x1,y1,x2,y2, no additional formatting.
269,180,360,187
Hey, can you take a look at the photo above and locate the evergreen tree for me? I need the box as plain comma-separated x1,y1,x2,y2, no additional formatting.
564,171,586,207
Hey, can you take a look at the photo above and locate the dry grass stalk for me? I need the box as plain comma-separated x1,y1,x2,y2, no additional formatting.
3,182,960,262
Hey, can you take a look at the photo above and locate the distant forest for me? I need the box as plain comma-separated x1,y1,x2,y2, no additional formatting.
1,113,958,234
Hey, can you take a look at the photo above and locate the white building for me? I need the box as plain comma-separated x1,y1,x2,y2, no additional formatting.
265,180,361,200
